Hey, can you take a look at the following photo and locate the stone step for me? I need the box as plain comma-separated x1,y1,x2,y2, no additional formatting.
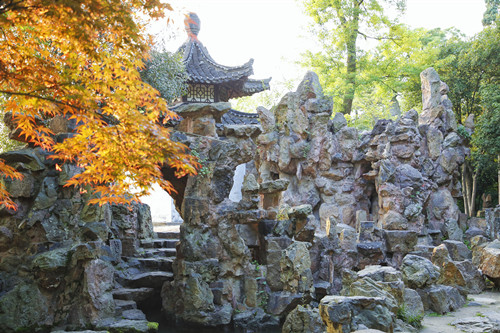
96,318,155,333
140,238,178,249
136,257,174,272
143,248,176,258
121,308,147,321
126,271,174,289
112,287,155,303
156,231,180,239
115,299,137,314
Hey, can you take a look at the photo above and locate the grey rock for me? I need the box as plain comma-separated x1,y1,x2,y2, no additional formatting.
452,316,500,333
381,211,408,231
82,259,115,325
417,284,466,314
5,173,35,198
444,240,472,261
343,276,400,313
266,291,303,317
401,254,440,289
331,113,348,133
357,265,403,283
282,305,326,333
97,319,156,333
234,308,279,332
421,68,442,112
444,219,464,241
121,309,146,320
443,132,461,148
402,288,424,320
259,179,290,194
385,231,418,253
128,271,173,290
0,283,52,333
455,260,486,294
280,241,314,294
319,295,395,333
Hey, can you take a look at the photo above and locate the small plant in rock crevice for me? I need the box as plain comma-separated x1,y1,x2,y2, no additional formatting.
191,149,210,177
397,304,423,328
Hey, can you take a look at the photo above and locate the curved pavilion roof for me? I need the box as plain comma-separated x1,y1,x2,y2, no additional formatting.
178,13,271,98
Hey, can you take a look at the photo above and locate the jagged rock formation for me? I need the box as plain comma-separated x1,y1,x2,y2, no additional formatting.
1,68,498,333
0,148,158,332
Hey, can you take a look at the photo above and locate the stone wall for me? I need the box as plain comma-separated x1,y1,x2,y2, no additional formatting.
0,148,154,332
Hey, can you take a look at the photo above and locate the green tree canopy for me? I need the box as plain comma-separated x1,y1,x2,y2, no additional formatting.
302,0,406,117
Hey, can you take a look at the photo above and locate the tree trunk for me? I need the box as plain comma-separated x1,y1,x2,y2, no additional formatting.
471,171,478,217
342,36,357,115
462,161,478,217
462,165,470,216
341,3,360,115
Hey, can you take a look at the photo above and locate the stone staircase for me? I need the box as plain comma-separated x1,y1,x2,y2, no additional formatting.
108,231,179,330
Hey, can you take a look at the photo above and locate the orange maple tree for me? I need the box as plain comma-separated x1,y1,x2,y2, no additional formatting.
0,0,199,208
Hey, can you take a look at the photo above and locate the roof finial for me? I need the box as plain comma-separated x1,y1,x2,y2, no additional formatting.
184,12,200,40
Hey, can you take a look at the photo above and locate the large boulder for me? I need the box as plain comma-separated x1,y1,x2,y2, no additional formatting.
282,305,326,333
401,288,424,321
342,276,400,313
0,283,52,333
280,242,314,294
400,255,440,289
417,285,466,314
478,241,500,285
319,296,394,333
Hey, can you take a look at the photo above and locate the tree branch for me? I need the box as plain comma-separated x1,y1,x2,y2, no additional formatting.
356,30,402,46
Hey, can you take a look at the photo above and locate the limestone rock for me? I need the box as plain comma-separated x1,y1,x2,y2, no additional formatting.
233,308,279,332
331,113,348,133
266,291,303,317
81,259,115,325
402,288,424,320
97,319,158,333
282,305,326,333
401,254,440,289
431,244,451,268
478,243,500,284
280,241,314,294
357,265,403,283
342,276,400,313
0,283,52,333
417,284,466,314
319,295,394,333
444,240,472,261
385,231,418,253
452,316,500,333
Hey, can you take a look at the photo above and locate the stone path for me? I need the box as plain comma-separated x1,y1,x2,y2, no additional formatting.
420,291,500,333
110,226,180,328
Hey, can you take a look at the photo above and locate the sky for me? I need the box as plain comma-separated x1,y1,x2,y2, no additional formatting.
154,0,487,84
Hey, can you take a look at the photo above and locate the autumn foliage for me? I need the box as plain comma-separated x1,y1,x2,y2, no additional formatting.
0,0,199,208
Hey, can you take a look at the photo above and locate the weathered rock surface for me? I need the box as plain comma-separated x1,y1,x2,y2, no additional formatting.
417,284,466,314
282,305,326,333
401,255,440,289
319,295,394,333
0,67,472,332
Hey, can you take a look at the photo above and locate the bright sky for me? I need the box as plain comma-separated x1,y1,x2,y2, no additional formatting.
156,0,486,85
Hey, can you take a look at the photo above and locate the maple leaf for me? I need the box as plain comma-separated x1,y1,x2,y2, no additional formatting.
0,0,198,208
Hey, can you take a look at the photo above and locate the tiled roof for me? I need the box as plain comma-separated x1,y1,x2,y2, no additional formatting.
221,109,260,125
178,39,254,84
